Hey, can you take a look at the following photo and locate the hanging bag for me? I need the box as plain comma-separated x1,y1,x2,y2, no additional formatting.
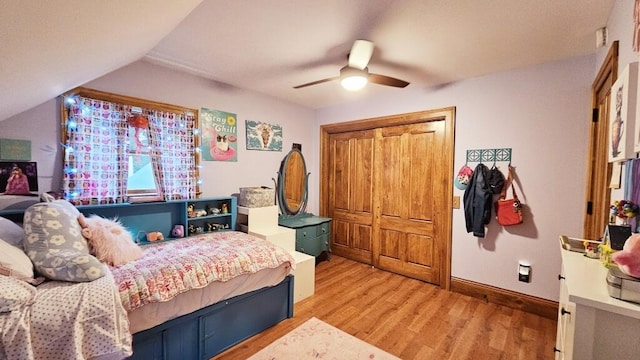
495,165,523,226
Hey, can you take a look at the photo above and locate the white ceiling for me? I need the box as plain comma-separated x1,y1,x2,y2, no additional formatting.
1,0,614,121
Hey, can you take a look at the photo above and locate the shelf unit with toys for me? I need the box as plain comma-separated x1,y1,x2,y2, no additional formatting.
186,197,237,236
76,196,236,244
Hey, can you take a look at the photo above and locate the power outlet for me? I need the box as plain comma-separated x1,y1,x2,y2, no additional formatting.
452,196,460,209
518,263,531,283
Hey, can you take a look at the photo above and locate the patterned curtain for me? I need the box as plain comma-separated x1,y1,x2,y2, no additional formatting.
63,97,129,205
147,110,197,200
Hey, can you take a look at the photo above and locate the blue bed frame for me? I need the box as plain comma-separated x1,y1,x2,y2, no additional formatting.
130,275,294,360
0,199,295,360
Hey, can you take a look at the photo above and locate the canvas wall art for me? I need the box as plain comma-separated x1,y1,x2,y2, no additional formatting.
0,139,31,161
200,108,238,162
609,62,638,162
246,120,283,151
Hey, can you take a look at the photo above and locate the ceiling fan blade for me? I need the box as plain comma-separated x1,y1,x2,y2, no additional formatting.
368,73,410,88
293,76,339,89
348,40,374,70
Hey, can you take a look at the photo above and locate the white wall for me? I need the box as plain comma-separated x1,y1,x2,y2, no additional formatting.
0,61,316,199
313,55,594,301
0,100,61,192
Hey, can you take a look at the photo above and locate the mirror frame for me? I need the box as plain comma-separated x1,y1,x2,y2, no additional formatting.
277,148,309,216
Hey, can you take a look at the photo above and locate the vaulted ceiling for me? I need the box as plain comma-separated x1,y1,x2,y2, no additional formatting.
1,0,614,122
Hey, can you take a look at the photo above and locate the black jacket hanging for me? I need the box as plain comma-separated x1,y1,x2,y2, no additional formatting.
463,163,492,238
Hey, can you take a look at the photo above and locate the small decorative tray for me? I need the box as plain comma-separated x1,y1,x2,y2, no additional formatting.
559,235,602,253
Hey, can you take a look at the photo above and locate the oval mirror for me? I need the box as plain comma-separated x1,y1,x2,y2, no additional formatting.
277,149,309,216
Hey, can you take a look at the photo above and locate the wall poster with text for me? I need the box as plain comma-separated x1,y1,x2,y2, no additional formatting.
200,108,238,162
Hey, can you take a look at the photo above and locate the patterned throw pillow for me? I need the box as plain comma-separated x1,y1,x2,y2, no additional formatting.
23,200,106,282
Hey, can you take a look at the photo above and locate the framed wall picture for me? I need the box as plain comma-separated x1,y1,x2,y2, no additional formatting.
246,120,283,151
200,108,238,162
610,62,638,162
0,161,38,195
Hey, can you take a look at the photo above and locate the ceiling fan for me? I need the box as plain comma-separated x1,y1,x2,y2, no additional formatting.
293,40,410,91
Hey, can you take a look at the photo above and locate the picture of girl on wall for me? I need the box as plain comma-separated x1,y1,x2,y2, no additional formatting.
0,161,38,195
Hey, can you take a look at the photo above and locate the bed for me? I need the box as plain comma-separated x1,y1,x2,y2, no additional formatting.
0,200,295,360
122,232,295,359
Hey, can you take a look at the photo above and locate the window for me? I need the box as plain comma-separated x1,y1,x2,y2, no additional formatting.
127,119,158,195
60,88,200,205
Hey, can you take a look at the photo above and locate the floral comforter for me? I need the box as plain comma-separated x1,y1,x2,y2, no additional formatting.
110,231,295,312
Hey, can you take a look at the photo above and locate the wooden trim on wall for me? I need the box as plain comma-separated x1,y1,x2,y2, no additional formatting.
62,87,199,115
59,87,202,195
583,41,618,240
451,277,558,321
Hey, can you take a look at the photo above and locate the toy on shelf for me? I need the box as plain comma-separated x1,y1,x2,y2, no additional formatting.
599,243,615,268
221,203,228,214
610,200,639,224
146,231,164,242
583,240,600,259
171,225,184,238
187,204,196,218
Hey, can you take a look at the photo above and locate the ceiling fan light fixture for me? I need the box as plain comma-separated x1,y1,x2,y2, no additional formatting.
340,66,368,91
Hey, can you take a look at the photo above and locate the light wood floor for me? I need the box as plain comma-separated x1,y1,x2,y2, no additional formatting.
214,256,557,360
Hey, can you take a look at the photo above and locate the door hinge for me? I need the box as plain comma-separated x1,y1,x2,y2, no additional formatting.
587,201,593,215
592,108,598,123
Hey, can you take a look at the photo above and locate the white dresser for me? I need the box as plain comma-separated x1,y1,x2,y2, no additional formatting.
556,247,640,359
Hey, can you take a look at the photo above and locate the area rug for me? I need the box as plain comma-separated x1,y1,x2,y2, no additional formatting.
248,317,401,360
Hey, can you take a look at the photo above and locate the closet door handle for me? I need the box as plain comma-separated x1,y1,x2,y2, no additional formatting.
558,274,565,280
553,347,561,353
561,307,571,316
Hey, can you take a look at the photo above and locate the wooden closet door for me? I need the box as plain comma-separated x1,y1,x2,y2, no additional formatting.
321,108,454,289
328,130,375,264
373,121,446,284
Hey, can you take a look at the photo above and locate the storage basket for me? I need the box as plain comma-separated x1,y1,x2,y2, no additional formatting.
239,187,275,207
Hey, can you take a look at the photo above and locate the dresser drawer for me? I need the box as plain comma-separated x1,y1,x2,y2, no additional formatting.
296,236,323,257
316,222,330,236
279,216,332,261
318,233,330,253
295,226,315,241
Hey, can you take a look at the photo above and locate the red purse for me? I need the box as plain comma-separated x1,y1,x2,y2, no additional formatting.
495,166,523,226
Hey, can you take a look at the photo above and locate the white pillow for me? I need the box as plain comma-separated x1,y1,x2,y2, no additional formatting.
0,217,24,248
0,237,34,281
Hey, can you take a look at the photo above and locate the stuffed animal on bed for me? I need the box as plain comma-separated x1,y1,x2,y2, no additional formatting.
77,214,143,267
611,233,640,278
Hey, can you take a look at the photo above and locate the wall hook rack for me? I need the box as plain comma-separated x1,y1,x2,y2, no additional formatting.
466,148,512,163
